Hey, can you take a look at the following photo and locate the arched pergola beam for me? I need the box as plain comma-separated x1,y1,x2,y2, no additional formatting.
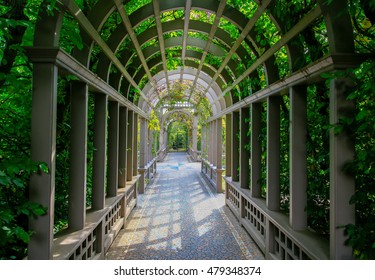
61,0,152,106
71,0,282,110
197,0,272,100
113,0,159,95
98,21,242,83
180,0,193,81
211,5,323,105
127,50,230,93
117,37,239,105
186,0,227,102
139,68,224,115
72,0,116,66
162,108,194,126
140,61,232,108
143,69,225,112
126,18,250,71
122,45,236,99
90,1,270,105
153,0,171,95
137,59,233,108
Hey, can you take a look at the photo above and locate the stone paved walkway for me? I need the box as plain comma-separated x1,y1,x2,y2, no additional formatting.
106,152,264,260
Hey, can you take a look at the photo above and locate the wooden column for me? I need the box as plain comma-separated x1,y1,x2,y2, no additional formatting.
207,122,211,163
68,81,88,230
29,63,58,259
133,113,138,177
251,103,262,198
213,120,218,166
330,77,355,259
139,118,148,193
216,118,224,192
232,111,240,182
290,86,307,230
192,115,198,159
126,110,134,181
107,101,119,197
92,94,107,210
267,96,281,211
225,114,232,177
118,107,128,188
240,107,250,189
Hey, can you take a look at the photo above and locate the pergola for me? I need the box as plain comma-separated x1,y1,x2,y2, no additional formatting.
27,0,365,260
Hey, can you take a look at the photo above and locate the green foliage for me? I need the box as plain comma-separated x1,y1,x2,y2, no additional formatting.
167,121,189,151
342,60,375,259
149,109,160,132
0,159,47,259
306,85,330,237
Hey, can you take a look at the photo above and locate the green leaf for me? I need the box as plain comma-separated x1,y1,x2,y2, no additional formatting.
38,163,49,174
14,227,30,243
12,178,24,188
0,212,14,223
33,208,46,216
356,110,368,121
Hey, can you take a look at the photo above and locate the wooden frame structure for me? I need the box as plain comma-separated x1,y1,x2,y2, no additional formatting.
27,0,363,260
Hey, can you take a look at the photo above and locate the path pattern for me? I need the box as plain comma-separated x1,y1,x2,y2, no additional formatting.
106,152,264,260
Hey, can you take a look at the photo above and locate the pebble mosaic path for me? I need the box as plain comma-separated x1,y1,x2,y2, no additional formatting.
106,152,264,260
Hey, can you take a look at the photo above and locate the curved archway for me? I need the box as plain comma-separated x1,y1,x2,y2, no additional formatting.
24,0,369,260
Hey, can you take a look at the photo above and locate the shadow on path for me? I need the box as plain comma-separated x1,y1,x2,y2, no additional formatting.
106,152,264,260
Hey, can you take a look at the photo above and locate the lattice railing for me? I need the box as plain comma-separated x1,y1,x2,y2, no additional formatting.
224,177,329,260
227,182,240,212
68,228,98,260
243,198,266,241
53,177,140,260
271,225,311,260
104,200,122,235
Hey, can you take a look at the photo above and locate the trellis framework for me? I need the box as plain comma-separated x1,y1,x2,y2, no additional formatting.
27,0,365,260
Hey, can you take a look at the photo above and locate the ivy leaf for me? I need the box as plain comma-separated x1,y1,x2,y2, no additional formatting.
0,173,11,186
12,178,24,188
0,212,14,223
14,227,30,243
356,110,368,121
38,163,49,174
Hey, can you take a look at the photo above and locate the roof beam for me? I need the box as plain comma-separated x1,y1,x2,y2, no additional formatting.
202,0,272,97
27,47,149,119
114,0,159,97
153,0,170,94
208,54,356,121
211,5,322,105
187,0,227,102
180,0,192,82
63,0,151,107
